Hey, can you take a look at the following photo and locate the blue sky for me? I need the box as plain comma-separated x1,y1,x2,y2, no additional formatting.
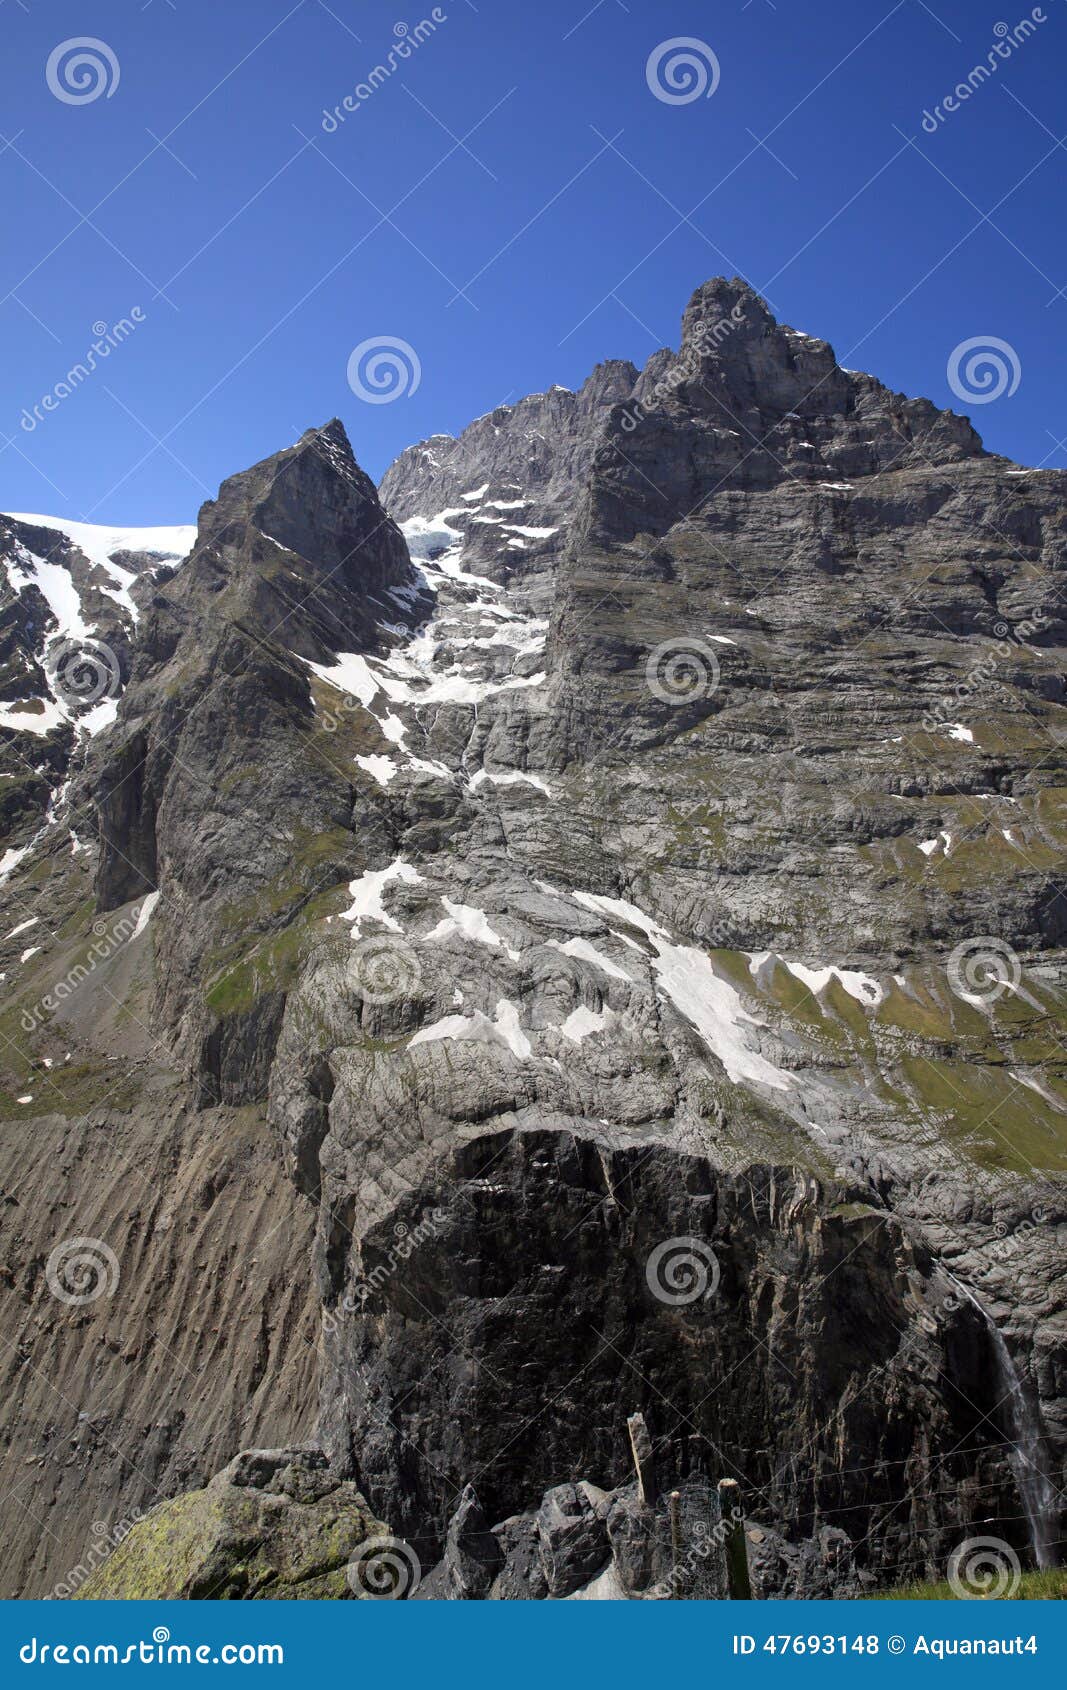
2,0,1065,524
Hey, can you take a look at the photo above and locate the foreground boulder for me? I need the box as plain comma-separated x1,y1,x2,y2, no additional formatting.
75,1449,389,1600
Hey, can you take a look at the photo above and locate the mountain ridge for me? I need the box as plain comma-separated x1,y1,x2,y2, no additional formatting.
0,276,1064,1598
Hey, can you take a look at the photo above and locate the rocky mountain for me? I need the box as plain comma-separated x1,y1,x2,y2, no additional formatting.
0,513,195,848
0,278,1064,1599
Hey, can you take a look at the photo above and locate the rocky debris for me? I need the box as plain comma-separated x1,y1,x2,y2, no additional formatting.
745,1521,863,1600
0,1092,318,1599
535,1482,611,1596
412,1484,503,1599
74,1449,387,1599
420,1464,862,1600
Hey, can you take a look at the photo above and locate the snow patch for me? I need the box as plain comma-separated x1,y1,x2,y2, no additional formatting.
356,754,397,787
426,899,521,960
0,846,30,885
572,891,791,1091
560,1005,616,1043
757,954,884,1009
410,997,531,1059
469,768,553,798
131,890,160,939
341,858,422,935
547,937,633,982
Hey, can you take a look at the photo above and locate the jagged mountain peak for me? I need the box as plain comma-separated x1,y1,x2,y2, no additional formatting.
192,418,386,574
0,275,1065,1599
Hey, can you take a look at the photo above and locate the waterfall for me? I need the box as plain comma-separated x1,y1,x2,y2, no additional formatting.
945,1272,1059,1568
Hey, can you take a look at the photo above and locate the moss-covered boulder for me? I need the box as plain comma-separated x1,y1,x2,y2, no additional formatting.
75,1448,390,1599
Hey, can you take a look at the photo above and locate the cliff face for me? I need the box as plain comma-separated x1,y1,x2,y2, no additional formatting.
0,280,1064,1597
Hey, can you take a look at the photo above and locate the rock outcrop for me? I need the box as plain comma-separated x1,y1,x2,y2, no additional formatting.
1,278,1064,1597
75,1449,388,1599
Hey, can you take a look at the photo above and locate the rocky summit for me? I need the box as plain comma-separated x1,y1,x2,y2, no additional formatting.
0,277,1064,1601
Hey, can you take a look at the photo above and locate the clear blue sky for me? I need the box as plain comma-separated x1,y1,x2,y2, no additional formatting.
2,0,1065,524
